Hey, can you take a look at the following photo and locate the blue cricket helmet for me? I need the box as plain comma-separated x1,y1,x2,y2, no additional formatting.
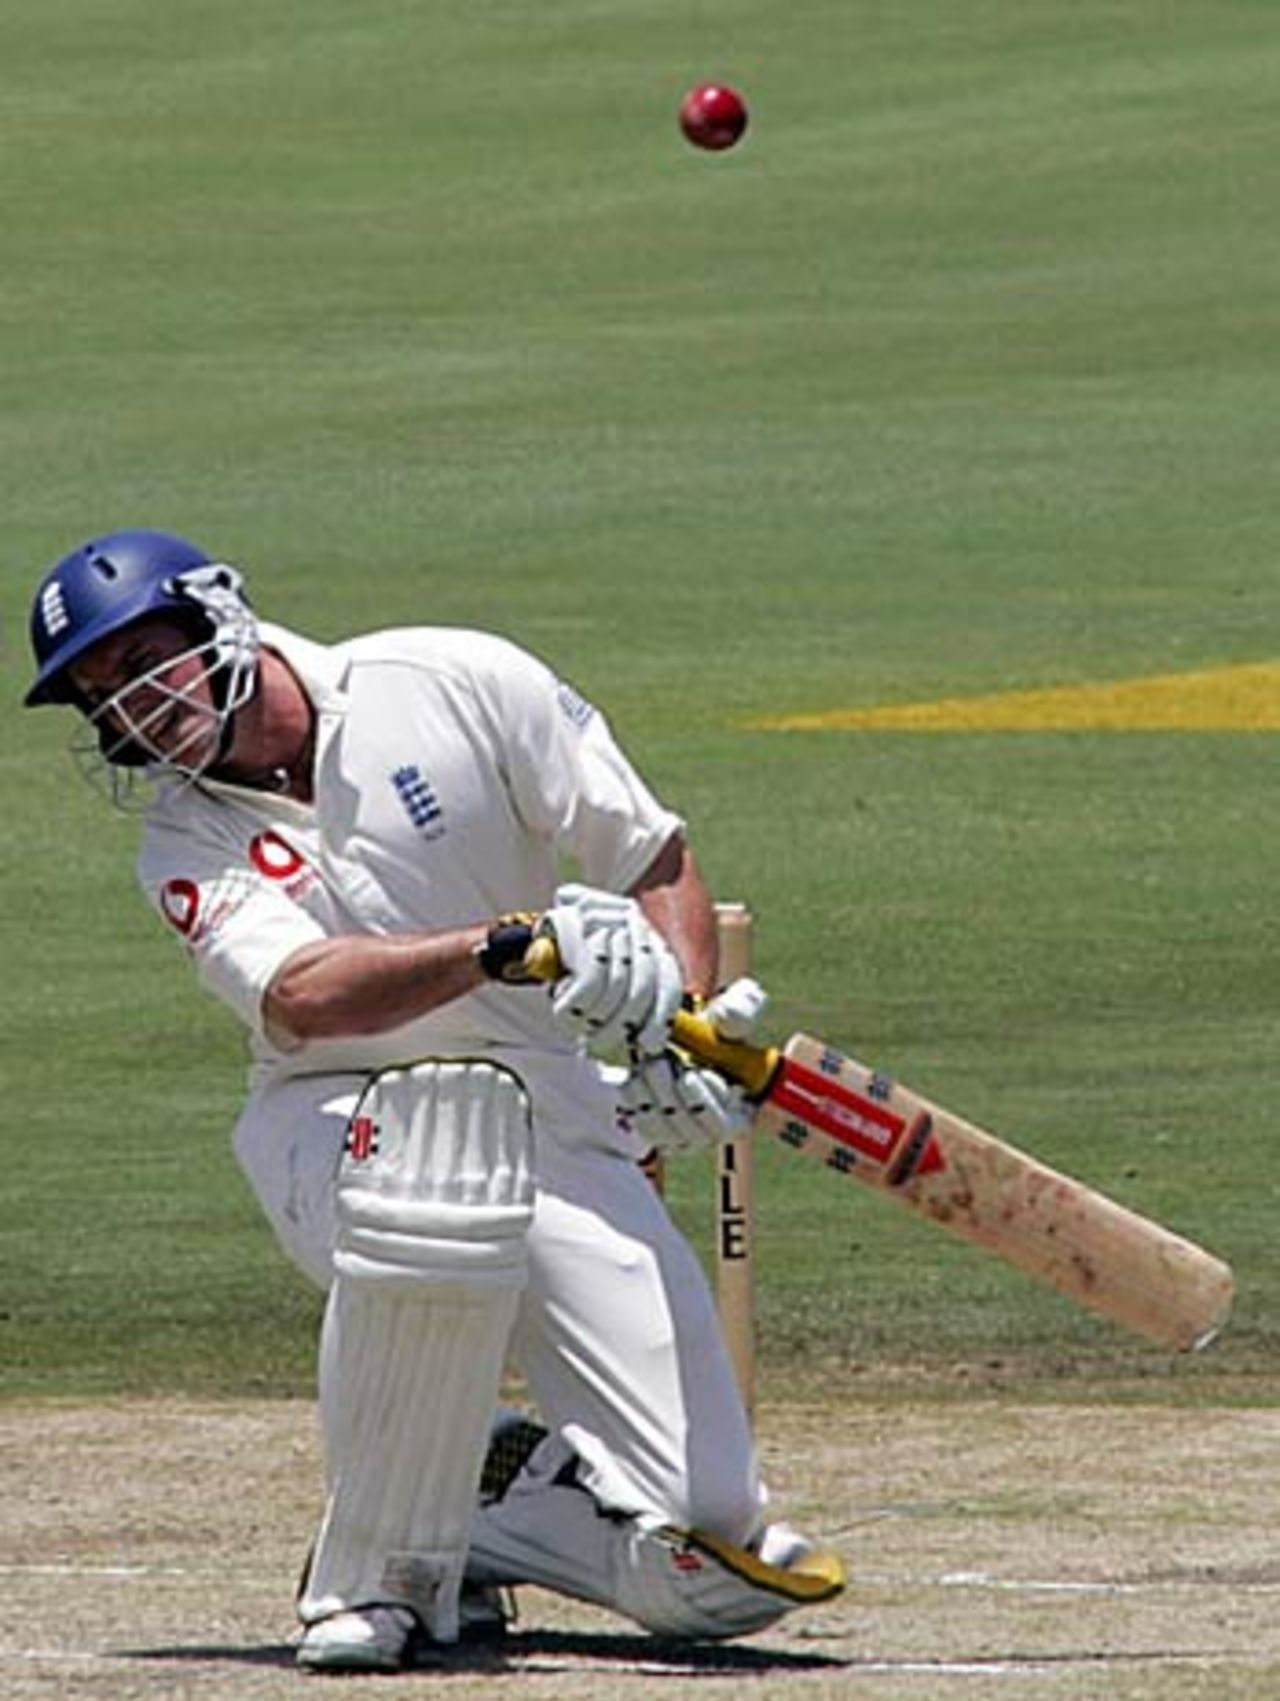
25,528,223,707
25,528,262,802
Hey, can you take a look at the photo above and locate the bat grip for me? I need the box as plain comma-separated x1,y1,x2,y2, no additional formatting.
522,935,563,983
520,934,780,1098
669,1009,780,1099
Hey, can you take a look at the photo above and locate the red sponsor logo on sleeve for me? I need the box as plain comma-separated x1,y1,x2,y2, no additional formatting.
160,878,200,936
248,830,318,900
249,831,307,880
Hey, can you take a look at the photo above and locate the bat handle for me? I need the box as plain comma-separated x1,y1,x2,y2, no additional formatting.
669,1008,779,1098
522,935,563,983
520,933,780,1098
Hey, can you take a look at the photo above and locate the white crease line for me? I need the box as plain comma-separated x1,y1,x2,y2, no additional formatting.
854,1661,1115,1676
938,1571,1280,1596
0,1562,275,1582
941,1573,1134,1594
848,1570,1280,1597
12,1650,103,1663
1,1564,193,1578
847,1657,1236,1676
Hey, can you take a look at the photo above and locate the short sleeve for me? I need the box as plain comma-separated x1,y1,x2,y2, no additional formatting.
138,824,325,1039
476,638,684,890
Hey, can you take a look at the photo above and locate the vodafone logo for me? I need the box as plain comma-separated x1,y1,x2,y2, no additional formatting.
249,831,307,881
160,878,200,936
247,829,317,902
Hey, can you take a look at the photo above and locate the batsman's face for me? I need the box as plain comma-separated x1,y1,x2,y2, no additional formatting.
69,615,223,771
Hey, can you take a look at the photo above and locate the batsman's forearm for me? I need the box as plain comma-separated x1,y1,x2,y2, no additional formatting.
631,835,719,997
264,928,489,1042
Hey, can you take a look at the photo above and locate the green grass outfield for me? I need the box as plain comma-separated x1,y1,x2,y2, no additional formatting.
3,0,1279,1402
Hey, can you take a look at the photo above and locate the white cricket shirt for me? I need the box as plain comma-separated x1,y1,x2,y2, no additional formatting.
137,622,683,1121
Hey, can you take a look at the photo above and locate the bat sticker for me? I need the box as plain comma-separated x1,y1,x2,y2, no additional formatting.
772,1060,910,1169
779,1119,811,1151
888,1114,945,1186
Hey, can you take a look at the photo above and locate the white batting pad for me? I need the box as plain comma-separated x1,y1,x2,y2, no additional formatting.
300,1060,534,1641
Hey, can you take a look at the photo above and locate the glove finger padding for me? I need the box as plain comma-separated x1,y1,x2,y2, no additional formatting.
548,883,634,937
573,909,659,1055
701,976,768,1042
618,1051,754,1155
544,884,684,1056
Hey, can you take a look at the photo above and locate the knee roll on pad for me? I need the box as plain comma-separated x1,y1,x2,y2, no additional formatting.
336,1059,534,1288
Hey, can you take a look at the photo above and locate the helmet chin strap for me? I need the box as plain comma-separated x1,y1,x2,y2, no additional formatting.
207,753,292,794
210,686,249,768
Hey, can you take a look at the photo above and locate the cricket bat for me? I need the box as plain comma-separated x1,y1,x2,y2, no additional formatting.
670,1010,1233,1353
523,933,1232,1351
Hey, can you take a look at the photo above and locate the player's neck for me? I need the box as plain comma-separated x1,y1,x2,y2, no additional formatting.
213,649,316,803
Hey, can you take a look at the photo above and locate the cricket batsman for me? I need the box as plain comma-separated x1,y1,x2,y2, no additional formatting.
24,528,844,1672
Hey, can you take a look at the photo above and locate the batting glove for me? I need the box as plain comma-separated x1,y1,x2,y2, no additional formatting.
540,883,685,1056
617,977,768,1155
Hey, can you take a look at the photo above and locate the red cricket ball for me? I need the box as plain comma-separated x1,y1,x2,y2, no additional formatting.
678,83,749,152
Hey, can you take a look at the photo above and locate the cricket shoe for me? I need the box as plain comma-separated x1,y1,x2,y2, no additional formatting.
754,1520,834,1574
296,1585,513,1673
669,1519,848,1615
296,1604,419,1673
458,1577,516,1641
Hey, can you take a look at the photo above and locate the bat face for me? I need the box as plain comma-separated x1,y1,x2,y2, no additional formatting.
754,1035,1234,1354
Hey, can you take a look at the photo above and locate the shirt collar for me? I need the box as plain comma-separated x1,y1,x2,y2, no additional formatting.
257,621,350,717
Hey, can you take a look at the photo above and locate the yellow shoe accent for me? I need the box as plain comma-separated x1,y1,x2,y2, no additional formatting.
675,1527,846,1604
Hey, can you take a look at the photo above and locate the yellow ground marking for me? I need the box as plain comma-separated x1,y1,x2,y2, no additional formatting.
755,662,1280,733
